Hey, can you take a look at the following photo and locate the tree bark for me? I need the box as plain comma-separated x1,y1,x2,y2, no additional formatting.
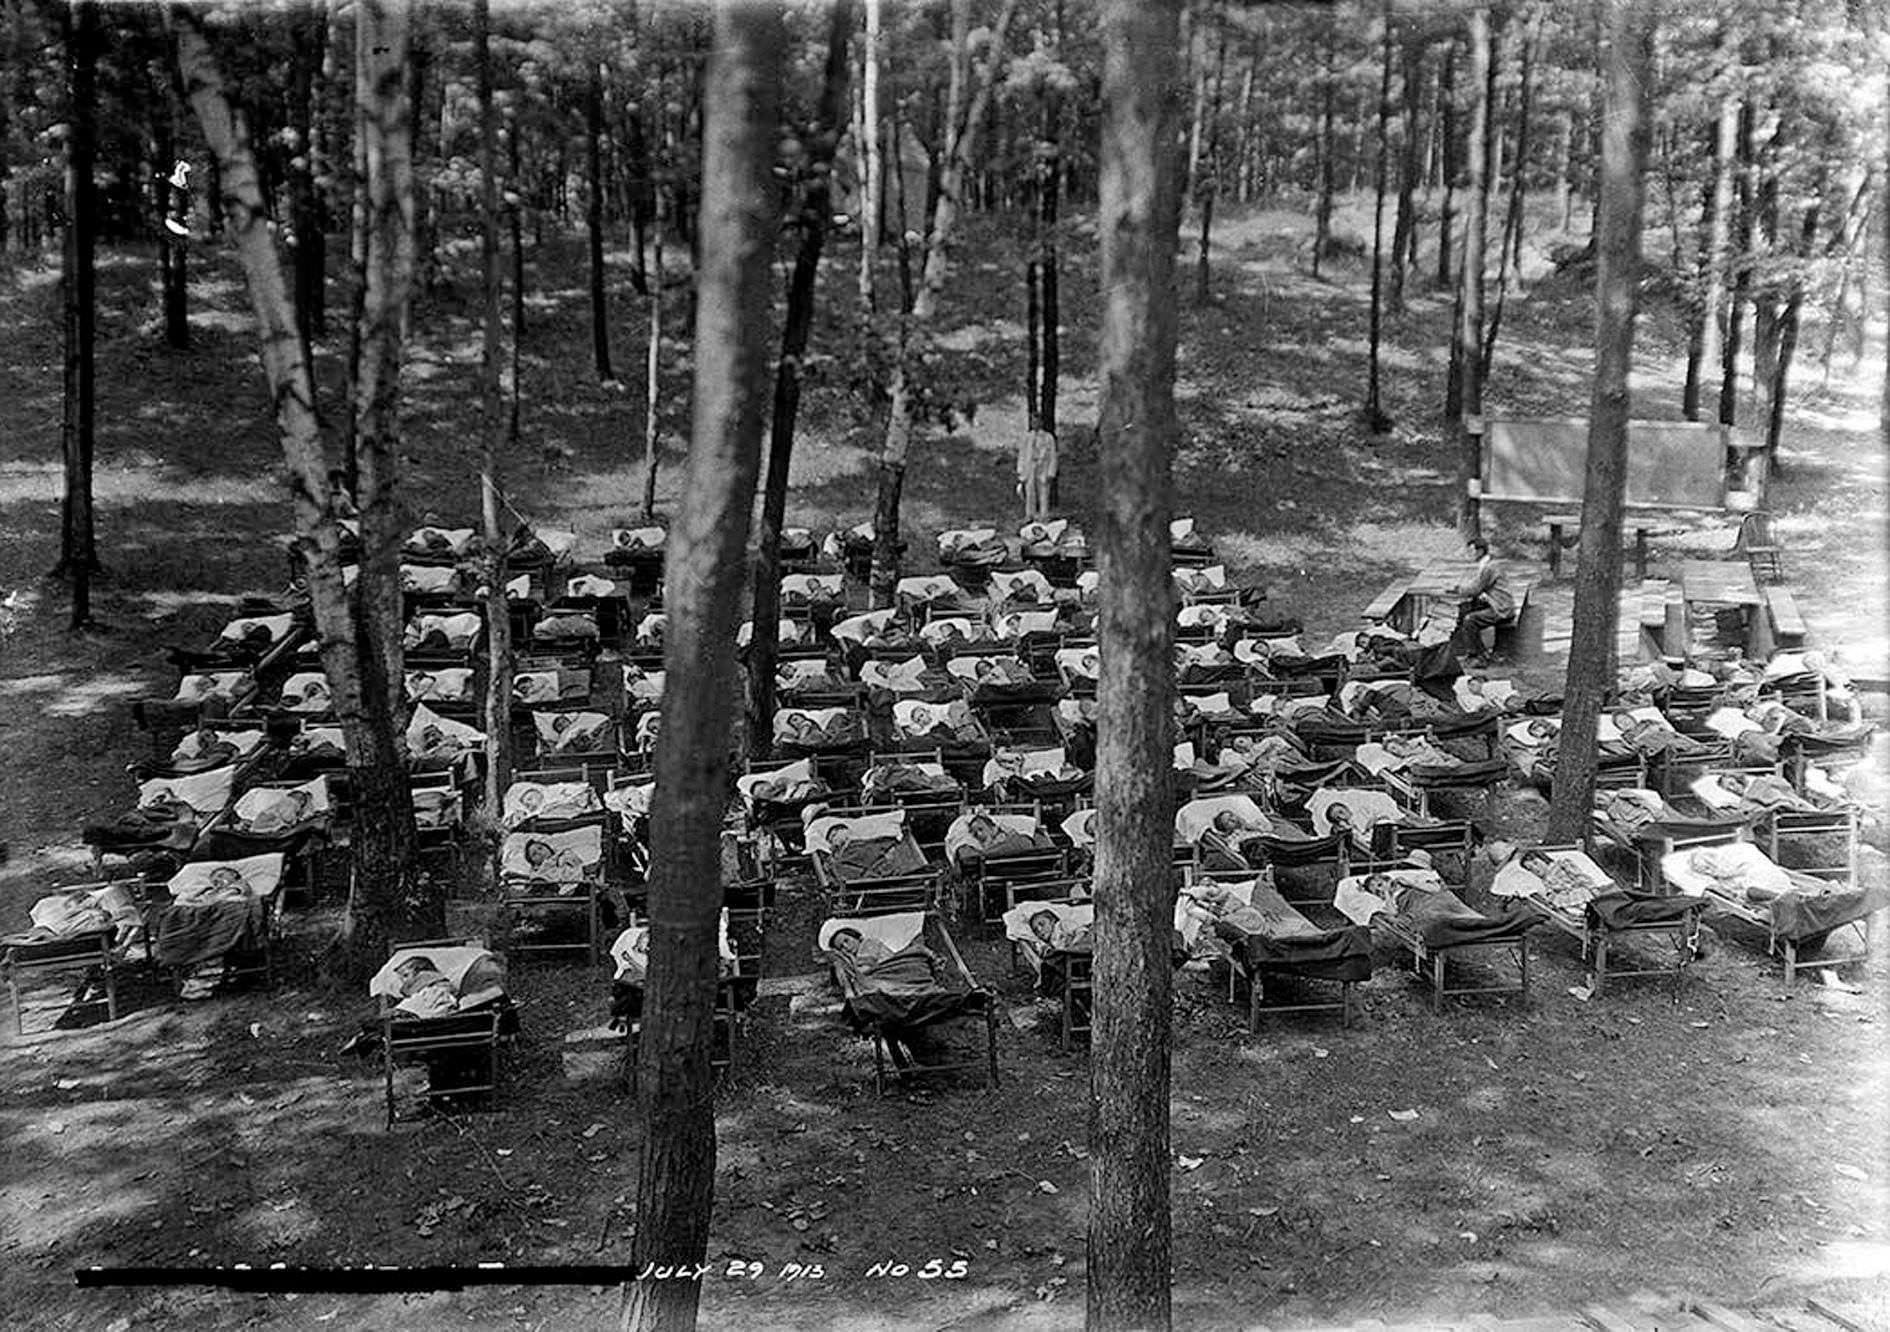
1087,1,1180,1327
508,105,526,449
587,57,613,381
641,197,664,521
1717,100,1755,426
475,0,512,830
748,0,853,760
290,2,327,350
1434,40,1457,289
1449,7,1492,537
172,6,422,978
1546,0,1652,845
1482,11,1538,379
1686,93,1738,421
1364,0,1393,429
858,0,882,311
1193,18,1226,304
1388,32,1423,313
59,0,100,631
1311,31,1335,279
868,0,1019,608
617,6,783,1330
1039,36,1063,437
154,54,191,350
1765,192,1822,459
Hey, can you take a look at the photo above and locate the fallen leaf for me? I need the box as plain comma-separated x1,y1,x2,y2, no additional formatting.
1835,1164,1868,1181
1247,1205,1279,1218
582,1123,606,1139
1038,1180,1060,1194
1388,1110,1420,1122
1177,1156,1204,1171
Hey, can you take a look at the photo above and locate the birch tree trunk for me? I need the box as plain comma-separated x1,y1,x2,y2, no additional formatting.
868,0,1019,608
618,6,783,1329
173,8,423,977
1088,0,1181,1326
1718,100,1756,426
1546,0,1652,844
1388,32,1423,313
1364,0,1393,431
642,201,663,521
748,0,853,759
858,0,882,311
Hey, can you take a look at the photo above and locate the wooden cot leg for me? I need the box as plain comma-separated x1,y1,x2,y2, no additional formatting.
104,957,118,1022
987,1009,1000,1088
1590,933,1607,998
1518,940,1529,1005
1783,941,1796,985
872,1036,886,1097
7,975,20,1038
384,1041,397,1129
1432,953,1445,1013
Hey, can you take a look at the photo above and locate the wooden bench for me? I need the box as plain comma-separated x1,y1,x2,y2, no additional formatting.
1361,578,1411,628
1762,585,1807,650
1542,511,1659,581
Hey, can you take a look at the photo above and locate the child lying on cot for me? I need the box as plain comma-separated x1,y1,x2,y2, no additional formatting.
403,612,482,653
820,822,927,880
947,811,1052,865
229,780,328,836
175,671,250,705
5,882,145,956
401,564,460,595
406,705,485,769
895,700,985,745
133,725,265,780
533,610,601,644
502,781,601,827
534,709,613,755
822,922,943,996
861,759,961,800
406,667,475,703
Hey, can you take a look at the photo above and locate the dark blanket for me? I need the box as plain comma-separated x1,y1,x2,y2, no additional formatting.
1407,756,1511,787
155,896,266,969
193,826,318,863
1396,887,1537,949
835,943,985,1032
1763,879,1890,944
1587,890,1706,930
1220,896,1372,982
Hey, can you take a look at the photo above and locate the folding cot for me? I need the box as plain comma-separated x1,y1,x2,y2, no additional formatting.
817,910,999,1093
499,820,608,965
806,809,941,915
944,804,1065,919
1492,843,1703,995
1661,837,1887,981
367,936,514,1126
153,851,287,997
1001,896,1093,1050
1184,870,1372,1030
1,881,142,1035
1336,863,1538,1011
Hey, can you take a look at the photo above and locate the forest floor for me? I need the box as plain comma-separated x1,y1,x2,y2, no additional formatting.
1,198,1887,1332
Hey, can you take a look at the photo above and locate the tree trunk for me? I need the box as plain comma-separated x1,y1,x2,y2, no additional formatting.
1026,253,1041,428
1193,19,1227,304
587,59,613,381
173,7,421,979
1765,193,1822,459
59,0,100,628
1088,3,1180,1326
508,106,526,450
1546,0,1652,845
858,0,882,311
869,0,1020,608
1482,11,1539,380
475,0,512,829
343,0,370,496
1039,56,1062,437
1364,0,1392,429
1717,100,1755,426
1686,95,1738,421
1435,40,1457,289
641,202,663,520
1449,7,1492,537
290,2,327,350
617,8,783,1330
1750,147,1782,409
1552,107,1573,233
154,59,190,350
1388,33,1422,314
1311,34,1335,279
748,0,853,761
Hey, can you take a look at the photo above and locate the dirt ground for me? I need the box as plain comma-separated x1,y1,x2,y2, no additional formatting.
2,202,1887,1331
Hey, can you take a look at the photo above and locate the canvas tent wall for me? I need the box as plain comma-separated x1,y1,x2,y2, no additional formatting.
1473,418,1767,511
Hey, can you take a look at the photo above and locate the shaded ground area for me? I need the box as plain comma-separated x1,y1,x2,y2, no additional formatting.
1,200,1886,1330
